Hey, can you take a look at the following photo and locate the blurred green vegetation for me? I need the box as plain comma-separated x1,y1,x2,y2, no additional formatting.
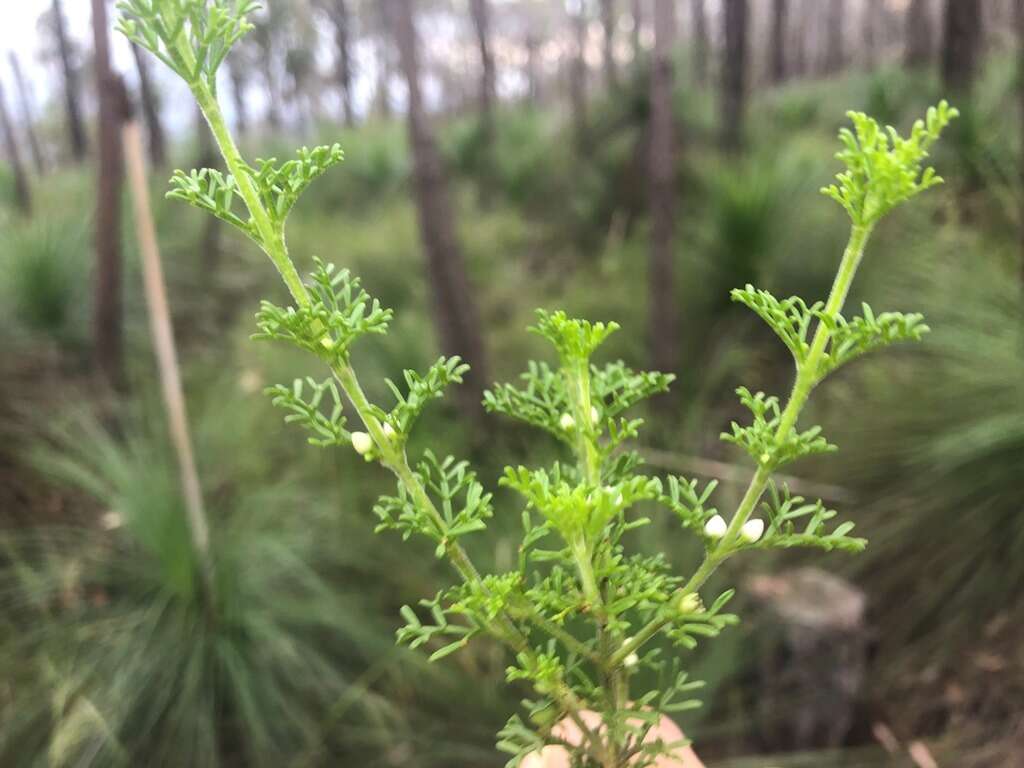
1,55,1021,767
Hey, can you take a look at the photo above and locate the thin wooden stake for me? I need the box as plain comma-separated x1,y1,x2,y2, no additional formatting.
123,120,212,585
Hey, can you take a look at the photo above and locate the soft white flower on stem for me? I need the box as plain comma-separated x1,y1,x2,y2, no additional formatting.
351,431,373,455
382,422,397,439
703,514,727,539
559,412,575,430
741,518,765,543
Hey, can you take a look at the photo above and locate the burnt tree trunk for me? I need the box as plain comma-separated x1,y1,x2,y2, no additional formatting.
470,0,497,205
130,43,166,168
691,0,709,86
905,0,934,67
92,0,128,388
570,3,589,147
649,0,678,378
769,0,788,84
325,0,356,127
53,0,88,162
8,53,45,174
823,0,846,74
386,0,489,417
941,0,982,96
1016,0,1024,285
0,78,31,215
631,0,643,61
863,0,883,69
600,0,619,89
525,32,541,105
721,0,749,153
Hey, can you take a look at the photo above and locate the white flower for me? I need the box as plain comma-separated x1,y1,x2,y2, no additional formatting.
559,412,575,430
622,637,639,668
703,514,727,538
590,406,600,424
382,422,397,439
351,431,373,455
678,593,701,613
100,510,123,530
741,518,765,543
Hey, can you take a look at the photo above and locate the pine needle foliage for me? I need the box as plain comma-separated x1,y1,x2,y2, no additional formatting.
118,4,959,764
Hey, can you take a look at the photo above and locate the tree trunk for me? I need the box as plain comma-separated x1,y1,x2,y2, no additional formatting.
691,0,709,87
823,0,846,74
92,0,127,388
905,0,934,67
525,32,542,105
7,53,45,174
470,0,497,206
792,0,809,76
227,57,249,136
0,78,31,215
53,0,88,162
941,0,982,95
1017,0,1024,285
649,0,678,378
631,0,643,61
385,0,489,417
130,43,166,168
570,3,589,147
863,0,883,69
325,0,356,127
720,0,749,153
769,0,788,84
600,0,619,90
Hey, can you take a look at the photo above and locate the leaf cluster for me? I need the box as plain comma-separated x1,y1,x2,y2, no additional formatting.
822,100,958,226
254,257,392,364
117,0,258,89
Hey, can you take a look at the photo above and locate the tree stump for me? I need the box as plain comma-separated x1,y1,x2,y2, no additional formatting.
747,567,868,751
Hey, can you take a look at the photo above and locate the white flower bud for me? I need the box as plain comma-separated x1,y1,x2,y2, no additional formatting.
101,510,123,530
382,422,396,439
703,514,727,539
559,412,575,430
351,431,373,455
591,406,600,424
741,518,765,543
678,593,701,614
622,637,639,668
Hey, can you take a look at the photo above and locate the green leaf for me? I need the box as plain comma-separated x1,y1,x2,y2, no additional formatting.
264,377,348,447
817,303,929,377
721,387,837,469
821,101,958,226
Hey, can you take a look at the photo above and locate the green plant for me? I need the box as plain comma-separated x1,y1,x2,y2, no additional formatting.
118,3,958,765
1,217,88,342
0,411,403,768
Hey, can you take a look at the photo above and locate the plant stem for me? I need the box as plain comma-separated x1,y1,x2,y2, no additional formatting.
611,222,874,667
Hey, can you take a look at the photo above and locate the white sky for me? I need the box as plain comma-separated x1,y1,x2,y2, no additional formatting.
2,1,101,94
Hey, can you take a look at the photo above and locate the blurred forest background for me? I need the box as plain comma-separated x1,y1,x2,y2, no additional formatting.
1,0,1022,766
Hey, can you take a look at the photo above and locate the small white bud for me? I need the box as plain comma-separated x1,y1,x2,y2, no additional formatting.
678,593,701,614
590,406,600,424
559,412,575,430
741,518,765,543
100,510,123,530
351,431,373,455
382,422,397,439
759,452,771,465
703,514,727,539
621,637,639,668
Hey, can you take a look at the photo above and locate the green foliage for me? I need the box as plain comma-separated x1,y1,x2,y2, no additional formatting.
1,218,87,342
119,10,960,763
0,413,403,768
822,100,958,226
116,0,258,89
254,257,392,364
721,386,837,470
264,376,349,447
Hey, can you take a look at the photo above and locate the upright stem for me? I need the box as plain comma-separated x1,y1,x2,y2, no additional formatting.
610,222,874,669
